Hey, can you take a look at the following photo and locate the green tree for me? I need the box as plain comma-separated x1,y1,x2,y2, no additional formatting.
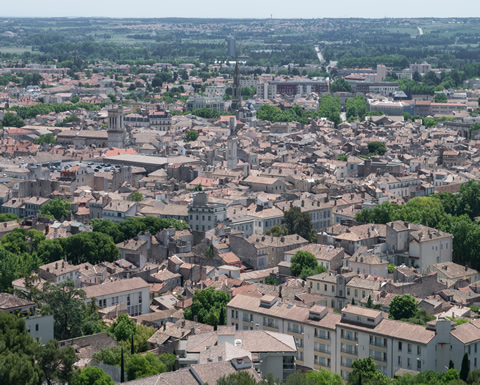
290,250,327,279
460,353,470,382
282,206,316,243
127,353,166,381
217,371,258,385
449,360,455,370
367,141,387,156
71,366,115,385
318,94,341,127
389,294,417,320
109,314,136,342
184,129,200,142
330,78,353,93
190,108,220,119
306,369,343,385
129,192,143,202
1,112,25,127
120,348,125,383
40,197,72,221
184,287,230,327
194,184,203,192
60,231,119,265
0,312,42,385
265,224,288,237
34,134,57,145
349,357,389,385
434,93,448,103
40,279,88,340
37,339,76,385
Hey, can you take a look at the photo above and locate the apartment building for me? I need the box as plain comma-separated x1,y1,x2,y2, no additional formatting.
256,79,328,100
385,221,453,273
227,294,478,380
306,272,383,310
187,192,227,232
276,199,334,231
82,277,150,317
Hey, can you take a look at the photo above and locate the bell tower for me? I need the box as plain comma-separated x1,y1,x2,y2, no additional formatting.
107,106,126,148
231,61,242,112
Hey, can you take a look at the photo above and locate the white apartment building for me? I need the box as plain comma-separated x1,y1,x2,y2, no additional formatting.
228,294,480,380
83,277,150,317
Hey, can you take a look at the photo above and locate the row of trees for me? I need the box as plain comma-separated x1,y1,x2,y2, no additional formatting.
91,217,189,244
355,181,480,270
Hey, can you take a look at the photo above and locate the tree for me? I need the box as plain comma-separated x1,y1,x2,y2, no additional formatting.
412,71,422,82
37,339,76,385
190,108,220,119
60,231,119,265
0,312,42,385
1,112,25,127
71,366,115,385
34,133,57,145
460,353,470,382
349,357,389,385
120,348,125,383
40,197,72,221
265,224,288,237
389,294,417,320
434,93,448,103
184,129,199,142
306,369,343,385
449,360,455,370
290,250,327,279
330,78,353,93
184,287,231,327
40,279,88,340
194,184,203,192
367,141,387,156
282,206,316,243
217,371,258,385
318,94,341,127
109,314,136,342
127,353,167,381
129,192,143,202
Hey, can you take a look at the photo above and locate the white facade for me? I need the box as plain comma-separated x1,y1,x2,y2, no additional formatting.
83,278,150,317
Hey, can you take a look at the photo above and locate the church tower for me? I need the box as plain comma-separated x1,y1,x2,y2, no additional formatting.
227,117,238,170
107,106,126,148
231,61,242,112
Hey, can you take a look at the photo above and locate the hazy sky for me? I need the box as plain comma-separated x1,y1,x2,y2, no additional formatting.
2,0,480,18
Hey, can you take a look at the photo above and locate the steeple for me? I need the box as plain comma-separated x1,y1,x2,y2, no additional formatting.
231,61,242,112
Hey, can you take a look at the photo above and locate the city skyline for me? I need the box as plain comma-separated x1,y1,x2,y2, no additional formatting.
2,0,480,19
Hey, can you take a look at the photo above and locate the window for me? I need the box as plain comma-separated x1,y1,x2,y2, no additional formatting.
408,344,412,353
355,289,358,297
398,341,402,351
417,359,421,370
127,295,131,306
417,345,421,355
332,285,335,292
347,288,350,296
362,291,366,298
35,324,39,331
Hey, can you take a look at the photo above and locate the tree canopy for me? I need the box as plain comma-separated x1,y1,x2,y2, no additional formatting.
184,287,230,327
282,206,317,243
389,294,418,320
1,112,25,127
184,129,200,142
39,197,72,221
290,250,327,280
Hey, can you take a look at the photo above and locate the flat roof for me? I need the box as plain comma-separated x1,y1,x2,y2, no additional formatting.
103,154,200,166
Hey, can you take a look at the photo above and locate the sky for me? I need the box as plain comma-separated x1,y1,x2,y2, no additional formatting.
2,0,480,18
